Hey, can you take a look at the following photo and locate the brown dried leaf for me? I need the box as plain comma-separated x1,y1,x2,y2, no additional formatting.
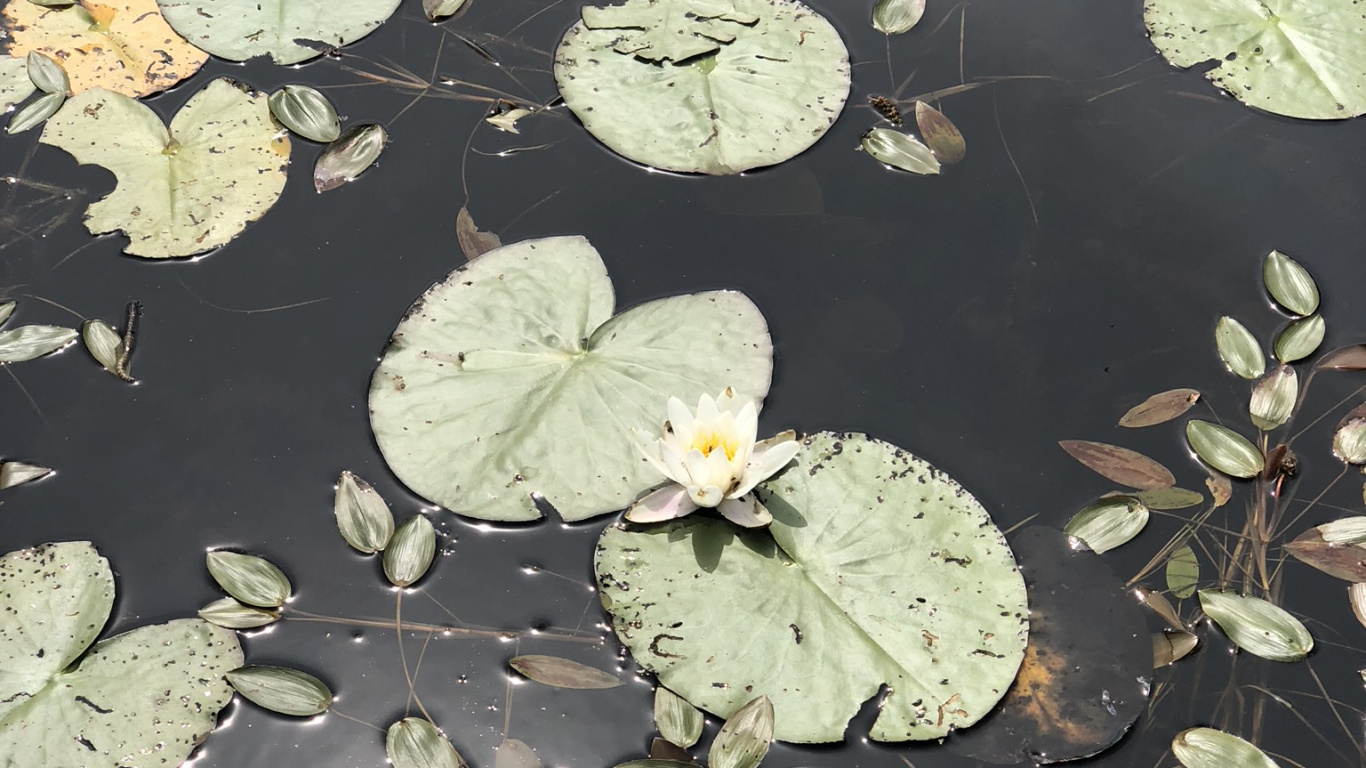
508,655,622,690
1058,440,1176,490
457,206,502,261
1152,630,1198,668
1205,474,1232,508
4,0,208,98
1316,344,1366,371
1134,585,1184,630
1286,528,1366,582
913,101,965,165
1118,388,1200,428
650,738,695,763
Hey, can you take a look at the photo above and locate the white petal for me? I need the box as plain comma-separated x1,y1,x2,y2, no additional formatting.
717,494,773,527
666,397,695,447
629,428,673,479
689,484,724,507
705,447,737,489
730,437,802,498
732,401,759,466
715,386,742,415
658,441,691,485
696,392,720,422
624,485,699,523
684,449,712,487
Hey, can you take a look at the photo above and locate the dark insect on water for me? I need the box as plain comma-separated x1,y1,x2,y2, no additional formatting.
869,95,902,126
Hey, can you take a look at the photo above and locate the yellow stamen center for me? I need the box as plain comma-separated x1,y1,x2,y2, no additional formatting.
692,430,738,461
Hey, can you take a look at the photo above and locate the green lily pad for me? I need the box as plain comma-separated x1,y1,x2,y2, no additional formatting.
158,0,402,65
0,541,242,766
554,0,850,174
369,236,772,522
39,77,290,258
595,432,1028,743
1,56,35,112
1143,0,1366,119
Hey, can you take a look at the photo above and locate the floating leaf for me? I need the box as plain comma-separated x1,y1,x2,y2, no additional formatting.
269,85,340,143
555,0,850,174
1318,516,1366,544
1214,317,1264,379
495,738,542,768
314,123,386,192
0,301,14,326
1274,314,1324,364
198,596,280,629
25,51,67,95
369,236,772,523
913,101,965,165
1206,474,1232,508
709,696,773,768
424,0,468,21
1333,418,1366,464
509,655,622,690
0,57,35,111
1350,583,1366,630
3,0,208,97
615,762,695,768
1063,496,1149,554
0,323,76,361
0,542,241,767
383,514,437,587
81,318,123,375
386,717,465,768
872,0,925,34
1153,630,1199,668
1185,420,1263,479
597,432,1029,743
1166,545,1199,599
861,127,940,175
1316,344,1366,371
334,470,395,554
1136,586,1185,629
206,550,292,608
655,686,704,749
41,78,290,258
1135,487,1203,510
1172,727,1281,768
456,206,501,261
948,527,1150,764
1119,388,1200,427
650,738,695,763
1248,364,1296,430
227,665,331,716
160,0,402,65
1262,250,1318,316
1057,439,1175,489
6,90,62,133
486,107,532,134
1286,525,1366,582
1198,590,1312,662
0,460,53,489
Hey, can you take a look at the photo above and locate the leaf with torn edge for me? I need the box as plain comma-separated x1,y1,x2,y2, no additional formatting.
581,0,759,62
456,206,501,260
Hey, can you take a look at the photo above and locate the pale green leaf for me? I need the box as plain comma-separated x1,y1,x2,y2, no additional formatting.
0,324,77,361
25,51,67,95
159,0,402,64
6,91,63,134
334,470,395,554
1198,590,1312,662
82,318,123,374
872,0,924,34
1185,420,1263,478
1172,727,1280,768
710,695,773,768
1319,516,1366,544
198,596,280,629
0,461,53,490
0,58,35,113
1214,316,1264,379
227,665,331,716
1334,418,1366,464
424,0,468,21
595,431,1029,743
655,686,704,749
509,655,622,690
269,85,340,142
0,301,14,327
1063,496,1149,553
1274,315,1324,363
580,0,760,62
1262,250,1318,316
315,123,386,192
206,550,292,608
369,235,773,522
40,78,290,258
494,738,541,768
862,127,940,174
1144,0,1366,119
555,0,850,174
1135,487,1204,510
386,717,465,768
383,514,436,587
1166,545,1199,599
1349,583,1366,629
1248,364,1296,430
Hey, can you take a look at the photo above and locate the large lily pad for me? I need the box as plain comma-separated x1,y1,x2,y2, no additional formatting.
158,0,402,65
3,0,208,98
40,77,290,258
1143,0,1366,119
594,432,1029,743
0,541,243,767
554,0,850,174
0,56,34,111
369,236,772,523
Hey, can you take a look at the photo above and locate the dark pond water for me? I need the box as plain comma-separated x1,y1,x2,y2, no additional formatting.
5,0,1366,766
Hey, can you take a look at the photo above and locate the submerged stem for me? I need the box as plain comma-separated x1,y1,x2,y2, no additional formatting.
282,608,602,644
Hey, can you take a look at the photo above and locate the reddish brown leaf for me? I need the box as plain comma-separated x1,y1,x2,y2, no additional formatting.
508,655,622,690
1286,528,1366,582
1205,474,1232,508
649,738,695,763
457,206,502,261
914,101,965,165
1118,389,1200,428
1316,345,1366,371
1058,440,1176,489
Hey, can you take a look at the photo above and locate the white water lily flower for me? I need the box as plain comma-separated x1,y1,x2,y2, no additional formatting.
625,388,801,528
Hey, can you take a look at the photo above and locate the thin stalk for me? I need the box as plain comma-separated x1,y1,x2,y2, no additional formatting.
283,608,602,643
